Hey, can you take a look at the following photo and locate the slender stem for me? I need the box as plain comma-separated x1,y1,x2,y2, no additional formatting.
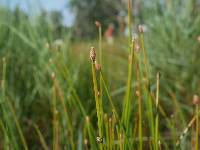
52,74,59,150
196,105,199,150
136,61,142,150
98,25,104,150
91,61,103,150
122,1,133,146
139,33,150,80
54,77,75,149
155,73,160,150
33,124,49,150
122,39,134,129
100,72,119,120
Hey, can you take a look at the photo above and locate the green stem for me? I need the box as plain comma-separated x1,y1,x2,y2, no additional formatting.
52,76,59,150
196,105,199,150
136,60,142,150
155,73,160,150
91,62,103,150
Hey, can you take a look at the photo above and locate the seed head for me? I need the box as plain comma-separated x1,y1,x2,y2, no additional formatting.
197,36,200,43
51,72,56,80
86,116,90,123
138,25,144,33
157,72,161,80
134,42,140,52
95,21,101,27
95,63,101,71
90,47,96,62
96,136,103,143
136,90,140,97
109,117,112,123
193,95,200,105
138,24,147,33
84,139,88,145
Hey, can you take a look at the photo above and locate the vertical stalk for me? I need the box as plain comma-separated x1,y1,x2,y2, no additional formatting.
139,28,154,147
195,105,199,150
122,0,133,132
155,73,160,150
55,78,75,149
104,114,109,149
99,23,103,101
90,47,103,150
98,24,104,150
85,116,97,149
52,73,59,150
96,21,103,120
139,31,150,80
136,60,142,150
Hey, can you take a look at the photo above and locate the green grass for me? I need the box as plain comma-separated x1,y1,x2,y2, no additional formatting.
0,0,200,149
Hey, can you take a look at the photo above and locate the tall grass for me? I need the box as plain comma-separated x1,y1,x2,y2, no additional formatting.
0,0,200,149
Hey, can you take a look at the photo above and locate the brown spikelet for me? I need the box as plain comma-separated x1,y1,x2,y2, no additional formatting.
138,25,144,33
134,41,140,53
95,21,101,27
90,47,96,62
95,63,101,71
193,95,200,105
197,36,200,43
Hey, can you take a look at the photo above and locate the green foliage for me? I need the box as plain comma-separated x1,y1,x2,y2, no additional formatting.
69,0,125,38
143,0,200,105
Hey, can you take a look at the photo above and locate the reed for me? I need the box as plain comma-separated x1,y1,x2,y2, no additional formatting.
90,47,103,150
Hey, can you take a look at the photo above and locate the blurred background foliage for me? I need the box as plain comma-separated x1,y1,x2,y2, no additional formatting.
0,0,200,149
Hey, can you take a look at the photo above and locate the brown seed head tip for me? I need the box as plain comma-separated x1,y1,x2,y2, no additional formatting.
134,42,140,52
97,91,100,97
193,95,200,105
136,90,140,97
197,36,200,43
90,47,96,62
84,139,88,145
95,63,101,71
119,134,122,138
170,114,174,118
86,116,90,122
95,21,101,27
138,25,144,33
51,72,56,80
157,72,161,79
